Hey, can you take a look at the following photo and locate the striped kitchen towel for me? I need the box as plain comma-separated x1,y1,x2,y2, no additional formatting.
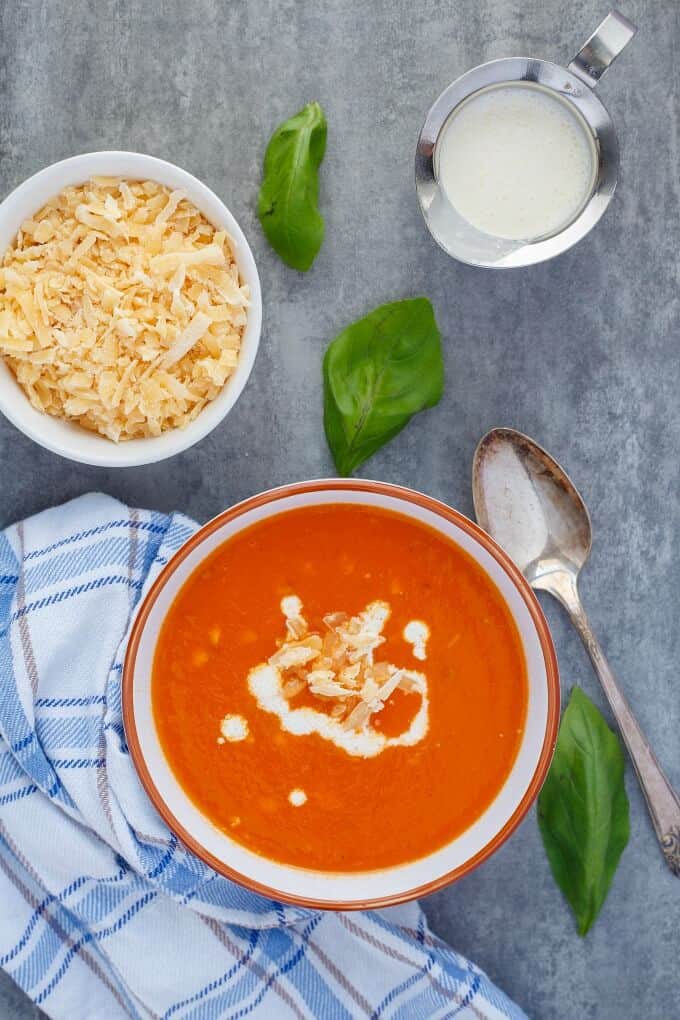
0,493,526,1020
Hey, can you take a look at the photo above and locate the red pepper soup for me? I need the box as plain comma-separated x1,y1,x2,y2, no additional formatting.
152,504,527,871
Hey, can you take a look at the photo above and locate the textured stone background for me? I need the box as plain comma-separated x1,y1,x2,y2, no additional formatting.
0,1,678,1017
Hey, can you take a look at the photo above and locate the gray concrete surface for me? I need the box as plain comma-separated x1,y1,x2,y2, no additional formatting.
0,1,678,1017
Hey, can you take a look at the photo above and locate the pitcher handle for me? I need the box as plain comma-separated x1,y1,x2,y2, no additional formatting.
568,10,637,88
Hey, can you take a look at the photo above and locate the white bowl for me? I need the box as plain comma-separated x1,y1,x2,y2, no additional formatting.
0,151,262,467
123,480,560,910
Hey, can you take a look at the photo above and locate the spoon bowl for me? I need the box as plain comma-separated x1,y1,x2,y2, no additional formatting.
472,427,592,586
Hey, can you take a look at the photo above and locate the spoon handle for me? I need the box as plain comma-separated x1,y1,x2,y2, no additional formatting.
539,570,680,877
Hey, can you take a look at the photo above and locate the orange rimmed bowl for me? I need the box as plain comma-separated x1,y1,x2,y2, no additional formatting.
123,479,560,910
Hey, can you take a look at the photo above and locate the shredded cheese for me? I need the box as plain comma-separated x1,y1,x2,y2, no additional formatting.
0,178,249,441
246,597,430,759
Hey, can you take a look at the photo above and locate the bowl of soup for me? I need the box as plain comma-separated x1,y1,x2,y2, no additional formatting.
123,479,559,908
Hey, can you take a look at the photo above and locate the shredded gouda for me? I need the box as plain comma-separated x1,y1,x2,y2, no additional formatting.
245,597,430,759
0,178,249,441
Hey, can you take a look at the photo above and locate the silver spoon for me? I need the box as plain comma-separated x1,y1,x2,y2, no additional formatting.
472,427,680,876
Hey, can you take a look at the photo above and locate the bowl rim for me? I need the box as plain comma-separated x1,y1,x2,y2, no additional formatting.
122,478,560,910
0,150,262,467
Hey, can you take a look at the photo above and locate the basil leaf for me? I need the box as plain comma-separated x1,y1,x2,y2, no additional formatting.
538,686,630,936
257,101,327,271
323,297,444,476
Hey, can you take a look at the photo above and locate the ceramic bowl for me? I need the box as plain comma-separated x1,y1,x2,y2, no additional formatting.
123,479,560,909
0,151,262,467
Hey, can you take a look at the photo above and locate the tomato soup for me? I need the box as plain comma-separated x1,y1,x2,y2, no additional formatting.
152,504,527,871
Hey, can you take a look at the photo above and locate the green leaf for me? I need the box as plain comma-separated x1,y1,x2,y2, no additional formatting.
323,297,444,476
538,686,630,936
257,101,327,271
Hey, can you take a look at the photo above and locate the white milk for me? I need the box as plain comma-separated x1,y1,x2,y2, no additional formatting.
436,82,597,241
